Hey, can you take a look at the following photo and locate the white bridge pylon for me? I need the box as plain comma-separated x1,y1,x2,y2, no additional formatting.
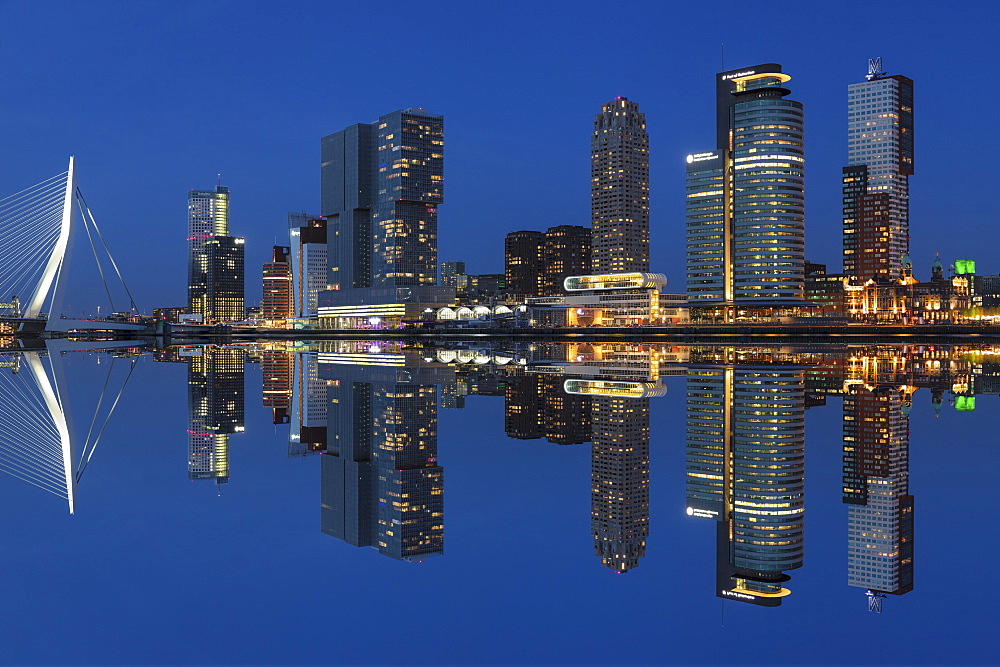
0,157,143,331
0,339,139,513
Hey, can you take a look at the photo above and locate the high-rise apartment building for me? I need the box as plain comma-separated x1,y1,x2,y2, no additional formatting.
591,98,649,273
262,246,293,320
188,185,236,321
542,225,592,295
505,230,545,297
843,59,914,280
685,64,805,306
505,225,592,297
287,216,327,318
203,236,245,323
685,362,805,605
843,384,914,598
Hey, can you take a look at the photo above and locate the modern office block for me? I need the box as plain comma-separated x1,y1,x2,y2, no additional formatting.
188,185,237,321
319,109,450,327
202,236,245,323
685,65,805,305
843,60,913,280
592,98,649,273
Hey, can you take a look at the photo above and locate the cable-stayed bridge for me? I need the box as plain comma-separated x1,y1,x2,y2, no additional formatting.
1,157,145,333
0,339,140,513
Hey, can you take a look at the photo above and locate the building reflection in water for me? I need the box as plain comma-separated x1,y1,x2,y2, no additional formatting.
319,343,447,561
126,341,1000,607
185,346,245,486
685,350,806,606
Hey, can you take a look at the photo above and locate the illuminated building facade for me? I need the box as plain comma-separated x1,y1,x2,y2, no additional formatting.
503,372,592,445
505,226,592,298
843,385,914,598
320,360,447,561
685,363,805,606
440,261,466,288
685,64,805,307
202,236,245,323
843,60,913,280
505,230,545,297
187,347,245,485
188,185,236,321
261,246,293,321
591,97,649,273
318,109,451,327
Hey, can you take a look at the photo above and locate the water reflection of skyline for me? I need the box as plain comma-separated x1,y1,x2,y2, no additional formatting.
2,340,998,611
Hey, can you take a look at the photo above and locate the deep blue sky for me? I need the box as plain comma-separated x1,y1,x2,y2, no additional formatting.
2,0,998,311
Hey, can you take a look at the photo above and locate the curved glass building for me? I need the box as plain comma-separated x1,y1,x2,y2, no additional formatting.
686,64,805,306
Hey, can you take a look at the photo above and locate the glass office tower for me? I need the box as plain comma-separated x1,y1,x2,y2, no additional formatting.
685,65,805,305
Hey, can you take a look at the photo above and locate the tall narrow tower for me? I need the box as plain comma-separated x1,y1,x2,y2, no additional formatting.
685,64,805,305
187,185,230,318
843,59,914,280
591,98,649,274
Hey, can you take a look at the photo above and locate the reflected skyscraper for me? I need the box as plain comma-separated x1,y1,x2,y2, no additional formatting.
843,384,914,602
686,361,806,605
289,352,327,456
591,395,650,572
187,346,245,485
320,354,448,561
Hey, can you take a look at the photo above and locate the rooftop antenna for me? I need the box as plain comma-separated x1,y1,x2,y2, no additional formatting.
217,173,222,187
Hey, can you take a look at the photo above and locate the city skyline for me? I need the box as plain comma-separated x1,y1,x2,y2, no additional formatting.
4,2,997,314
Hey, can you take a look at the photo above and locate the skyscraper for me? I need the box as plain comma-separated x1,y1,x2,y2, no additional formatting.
187,185,232,320
319,109,449,327
203,236,245,323
591,98,649,274
287,217,327,318
843,59,914,280
685,65,805,307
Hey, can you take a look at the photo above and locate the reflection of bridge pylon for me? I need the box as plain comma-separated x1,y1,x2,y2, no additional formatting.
0,157,144,332
0,339,139,513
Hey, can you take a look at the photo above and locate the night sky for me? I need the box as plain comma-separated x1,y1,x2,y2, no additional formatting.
2,0,998,312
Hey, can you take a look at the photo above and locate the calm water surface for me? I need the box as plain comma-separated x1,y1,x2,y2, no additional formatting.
0,340,994,664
